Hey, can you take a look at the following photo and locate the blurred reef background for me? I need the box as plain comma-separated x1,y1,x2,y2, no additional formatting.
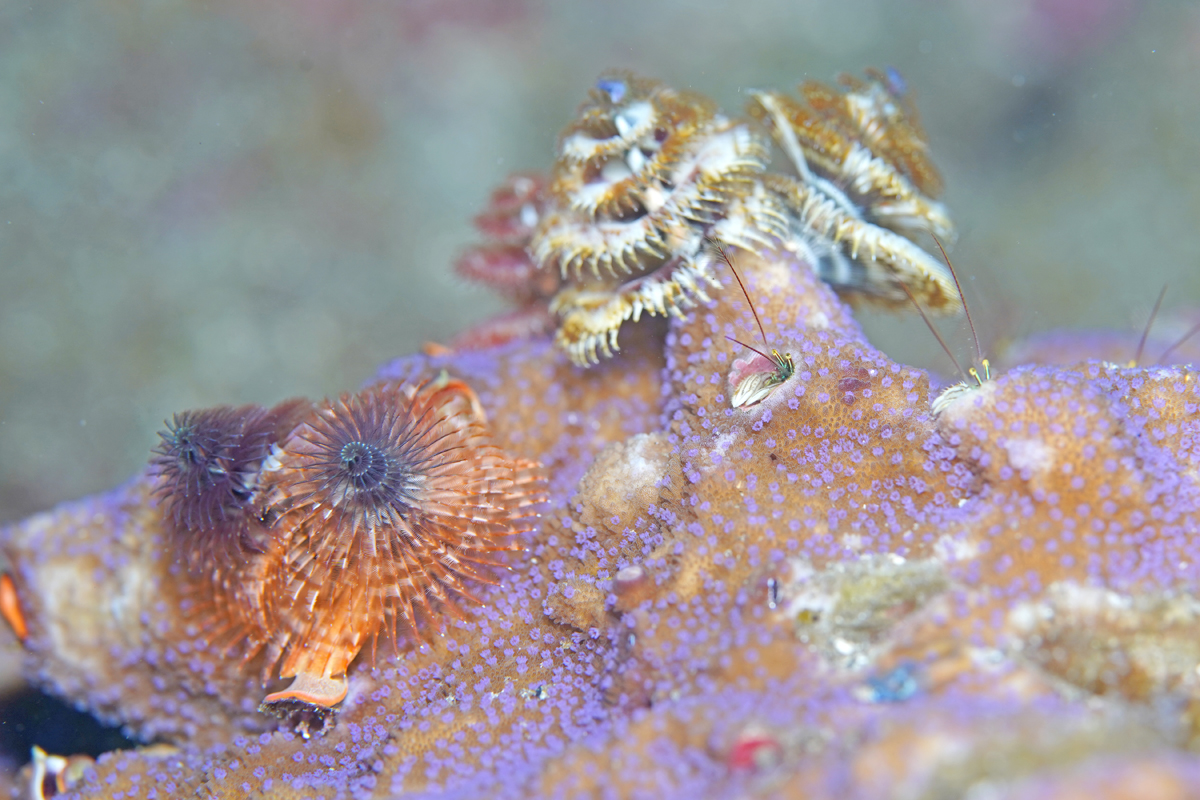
0,0,1198,738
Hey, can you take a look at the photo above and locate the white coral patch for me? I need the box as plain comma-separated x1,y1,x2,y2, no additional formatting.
1008,583,1134,634
622,432,669,486
933,532,979,563
1003,437,1053,476
700,431,738,476
782,559,836,621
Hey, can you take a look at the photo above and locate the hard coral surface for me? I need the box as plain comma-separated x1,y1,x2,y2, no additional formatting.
3,242,1200,798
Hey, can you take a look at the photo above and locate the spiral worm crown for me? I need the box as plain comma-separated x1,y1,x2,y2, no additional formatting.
254,379,546,683
521,69,965,366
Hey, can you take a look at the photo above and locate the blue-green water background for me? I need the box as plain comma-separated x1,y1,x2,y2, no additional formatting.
4,0,1198,524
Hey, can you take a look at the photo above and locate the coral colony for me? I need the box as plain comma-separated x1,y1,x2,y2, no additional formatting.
2,69,1200,800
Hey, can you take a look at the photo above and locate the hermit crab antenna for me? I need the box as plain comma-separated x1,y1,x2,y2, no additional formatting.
1156,319,1200,365
931,234,983,367
711,241,772,354
1133,284,1167,367
723,335,774,363
900,280,971,385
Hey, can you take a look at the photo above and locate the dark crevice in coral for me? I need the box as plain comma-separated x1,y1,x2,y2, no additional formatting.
0,687,138,766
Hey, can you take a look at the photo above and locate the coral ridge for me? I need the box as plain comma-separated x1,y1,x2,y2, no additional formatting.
2,69,1200,800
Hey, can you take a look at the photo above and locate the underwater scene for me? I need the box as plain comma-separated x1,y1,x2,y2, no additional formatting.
2,1,1200,797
